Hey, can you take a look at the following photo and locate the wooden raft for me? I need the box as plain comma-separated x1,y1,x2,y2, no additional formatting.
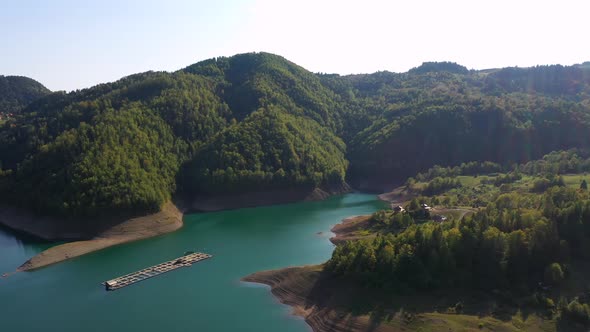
103,252,212,291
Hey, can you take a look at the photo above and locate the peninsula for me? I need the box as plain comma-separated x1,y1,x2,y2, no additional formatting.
245,152,590,331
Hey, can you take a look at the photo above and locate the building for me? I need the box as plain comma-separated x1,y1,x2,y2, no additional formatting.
432,215,447,222
392,205,405,213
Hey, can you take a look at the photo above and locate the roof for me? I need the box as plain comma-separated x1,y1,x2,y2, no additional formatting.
432,215,447,221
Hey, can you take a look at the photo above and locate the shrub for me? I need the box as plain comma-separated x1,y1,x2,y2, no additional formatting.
544,263,565,285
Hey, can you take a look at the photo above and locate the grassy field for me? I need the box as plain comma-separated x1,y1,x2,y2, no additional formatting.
410,173,590,213
562,174,589,189
456,175,495,187
420,174,589,191
400,311,555,332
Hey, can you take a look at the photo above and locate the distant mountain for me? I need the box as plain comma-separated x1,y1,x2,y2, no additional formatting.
0,75,50,113
408,61,469,75
338,63,590,189
1,52,590,220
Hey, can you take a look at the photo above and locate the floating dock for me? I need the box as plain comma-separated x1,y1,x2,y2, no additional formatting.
103,252,212,291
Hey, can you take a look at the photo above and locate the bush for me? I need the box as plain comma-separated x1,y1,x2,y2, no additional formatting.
422,177,461,196
544,263,565,285
561,300,590,325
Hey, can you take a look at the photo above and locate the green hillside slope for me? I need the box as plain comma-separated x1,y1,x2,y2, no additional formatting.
1,53,590,220
0,75,50,113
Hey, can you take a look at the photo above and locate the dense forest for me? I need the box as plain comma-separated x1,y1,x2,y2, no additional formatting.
0,75,50,114
1,53,590,219
327,152,590,326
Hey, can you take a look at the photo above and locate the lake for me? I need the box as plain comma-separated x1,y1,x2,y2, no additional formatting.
0,194,385,331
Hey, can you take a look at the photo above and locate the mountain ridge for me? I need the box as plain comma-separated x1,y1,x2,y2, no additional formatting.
1,52,589,220
0,75,50,114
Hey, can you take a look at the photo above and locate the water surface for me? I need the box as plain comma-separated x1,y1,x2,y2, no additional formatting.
0,194,384,331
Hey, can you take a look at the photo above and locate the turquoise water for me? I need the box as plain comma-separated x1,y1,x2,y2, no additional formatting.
0,194,384,331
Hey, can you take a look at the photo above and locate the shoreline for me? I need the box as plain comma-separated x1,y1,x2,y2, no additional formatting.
2,186,352,272
242,265,395,332
2,201,183,272
242,265,546,332
242,214,390,332
242,191,534,332
330,215,373,244
241,266,344,332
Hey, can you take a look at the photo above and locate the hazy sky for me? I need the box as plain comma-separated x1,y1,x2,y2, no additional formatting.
1,0,588,91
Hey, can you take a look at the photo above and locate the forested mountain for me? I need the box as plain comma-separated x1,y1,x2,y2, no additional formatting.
343,63,590,188
321,152,590,328
0,75,50,113
1,53,590,219
0,54,348,217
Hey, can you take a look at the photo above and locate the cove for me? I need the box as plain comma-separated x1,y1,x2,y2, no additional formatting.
0,193,385,332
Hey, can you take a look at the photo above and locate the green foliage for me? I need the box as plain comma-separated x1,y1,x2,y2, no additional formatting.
519,150,590,175
422,177,461,196
2,52,590,221
0,52,349,217
489,172,523,187
531,175,565,192
409,62,469,75
544,263,564,285
183,106,347,193
484,65,590,95
327,182,590,292
346,74,590,188
560,300,590,325
0,75,50,113
6,105,180,217
371,210,414,230
415,162,503,182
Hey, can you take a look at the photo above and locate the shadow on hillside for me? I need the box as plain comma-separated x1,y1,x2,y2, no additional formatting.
556,319,589,332
300,269,557,330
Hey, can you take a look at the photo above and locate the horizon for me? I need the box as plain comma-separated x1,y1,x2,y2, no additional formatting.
7,51,590,89
2,0,589,91
6,52,589,92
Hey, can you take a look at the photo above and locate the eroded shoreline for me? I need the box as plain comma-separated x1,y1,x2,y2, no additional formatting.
241,213,395,332
1,186,353,273
2,201,183,272
242,264,395,332
242,192,551,332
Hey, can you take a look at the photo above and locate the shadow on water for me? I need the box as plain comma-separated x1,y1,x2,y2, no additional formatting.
0,224,58,273
0,193,386,332
185,194,385,232
0,222,52,246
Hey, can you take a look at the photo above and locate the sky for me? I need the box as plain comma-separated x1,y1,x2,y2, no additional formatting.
1,0,589,91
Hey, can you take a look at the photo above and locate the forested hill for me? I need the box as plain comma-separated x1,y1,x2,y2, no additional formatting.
0,75,50,113
0,53,589,219
342,62,590,188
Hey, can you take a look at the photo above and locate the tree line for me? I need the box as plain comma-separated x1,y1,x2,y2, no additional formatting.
1,52,590,219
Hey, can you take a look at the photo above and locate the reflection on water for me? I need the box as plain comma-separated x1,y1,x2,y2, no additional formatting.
0,194,385,332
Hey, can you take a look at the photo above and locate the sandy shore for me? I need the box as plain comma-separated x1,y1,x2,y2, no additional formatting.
377,185,416,205
3,184,351,272
4,201,183,271
330,215,373,244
